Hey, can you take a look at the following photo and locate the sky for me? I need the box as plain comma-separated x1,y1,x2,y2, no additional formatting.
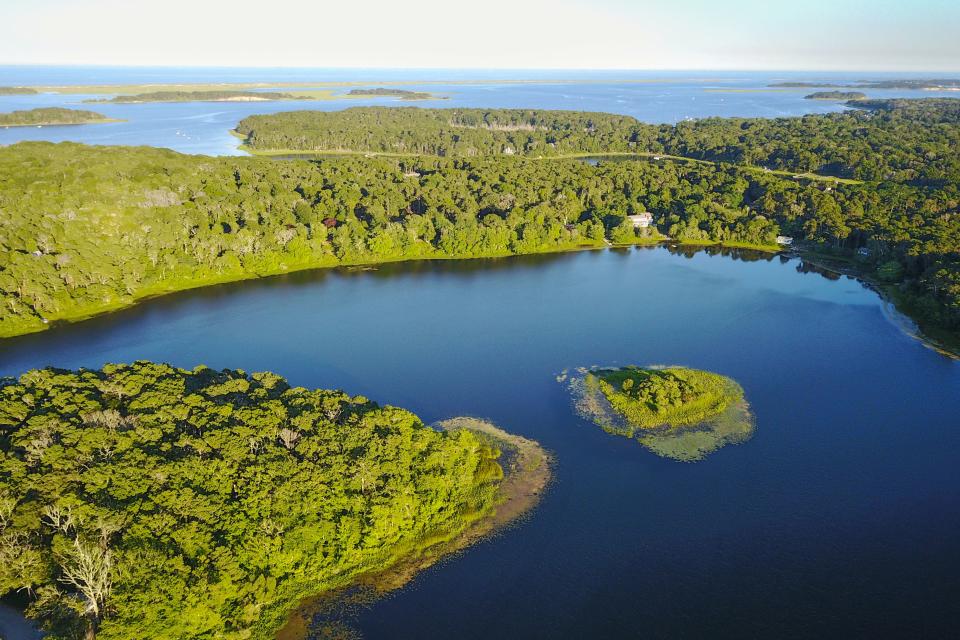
2,0,958,71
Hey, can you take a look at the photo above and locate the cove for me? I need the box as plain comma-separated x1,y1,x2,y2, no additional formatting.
2,246,959,639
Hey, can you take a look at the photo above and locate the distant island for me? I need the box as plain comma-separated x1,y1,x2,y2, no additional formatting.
0,86,37,95
88,90,310,103
0,362,549,640
346,87,440,100
0,107,118,127
563,365,755,461
805,91,867,101
774,79,960,91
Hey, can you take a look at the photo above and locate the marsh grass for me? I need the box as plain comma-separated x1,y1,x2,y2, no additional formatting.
565,366,755,462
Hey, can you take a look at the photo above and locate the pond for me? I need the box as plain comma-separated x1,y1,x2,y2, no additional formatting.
2,246,959,638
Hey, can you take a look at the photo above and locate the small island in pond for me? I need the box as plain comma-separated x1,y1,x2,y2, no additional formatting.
0,107,119,127
805,91,867,101
563,365,755,461
0,362,549,640
0,86,38,95
346,87,440,100
89,90,310,103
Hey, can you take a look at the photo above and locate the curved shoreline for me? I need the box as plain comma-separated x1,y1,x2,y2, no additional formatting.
276,417,551,640
3,244,955,359
787,250,960,360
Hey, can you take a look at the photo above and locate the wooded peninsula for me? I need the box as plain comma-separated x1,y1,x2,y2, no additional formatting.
1,99,958,352
0,107,117,127
805,91,867,100
345,88,438,100
89,91,308,104
0,362,544,639
0,87,38,95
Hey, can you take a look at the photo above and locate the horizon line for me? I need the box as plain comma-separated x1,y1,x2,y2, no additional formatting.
1,63,959,75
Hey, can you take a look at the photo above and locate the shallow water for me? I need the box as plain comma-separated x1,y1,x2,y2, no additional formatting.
2,246,959,638
2,68,959,155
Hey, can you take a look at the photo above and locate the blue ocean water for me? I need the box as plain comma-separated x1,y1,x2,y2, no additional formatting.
1,67,958,155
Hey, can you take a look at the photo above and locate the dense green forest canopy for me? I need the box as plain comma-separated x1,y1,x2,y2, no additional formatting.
0,107,114,127
596,366,741,429
236,107,640,156
0,136,957,342
659,99,960,183
0,361,504,639
237,100,960,184
0,86,38,95
804,91,866,100
91,91,306,104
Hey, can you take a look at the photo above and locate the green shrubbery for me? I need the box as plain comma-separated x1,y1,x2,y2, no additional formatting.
0,362,502,639
595,367,741,430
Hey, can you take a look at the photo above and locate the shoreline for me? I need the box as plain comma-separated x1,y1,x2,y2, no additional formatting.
0,241,769,341
23,77,729,95
3,243,955,359
276,417,551,640
0,118,122,127
787,249,960,359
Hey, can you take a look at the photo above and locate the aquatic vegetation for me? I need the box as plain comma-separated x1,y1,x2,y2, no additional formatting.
565,366,755,461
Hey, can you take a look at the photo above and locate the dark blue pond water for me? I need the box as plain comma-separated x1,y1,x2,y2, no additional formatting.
2,247,959,639
3,67,960,155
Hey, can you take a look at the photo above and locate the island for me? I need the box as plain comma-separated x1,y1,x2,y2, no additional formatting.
773,79,960,91
346,87,439,100
0,362,549,640
88,90,309,103
563,366,755,461
805,91,867,101
0,107,118,127
0,86,37,95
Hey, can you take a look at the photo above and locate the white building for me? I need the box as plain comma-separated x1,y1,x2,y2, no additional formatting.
776,236,794,246
627,212,654,229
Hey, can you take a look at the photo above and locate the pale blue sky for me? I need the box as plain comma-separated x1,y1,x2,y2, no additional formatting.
2,0,958,70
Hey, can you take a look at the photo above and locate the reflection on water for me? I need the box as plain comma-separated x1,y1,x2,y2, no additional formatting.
1,245,959,640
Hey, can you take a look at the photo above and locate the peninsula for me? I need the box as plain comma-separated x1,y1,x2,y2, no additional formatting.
0,362,548,640
346,87,440,100
564,366,755,461
0,107,118,127
89,90,309,103
773,79,960,91
0,86,37,95
805,91,867,101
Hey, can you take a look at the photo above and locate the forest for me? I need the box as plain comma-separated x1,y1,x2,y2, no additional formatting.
0,361,504,639
236,107,640,156
804,91,866,100
237,100,960,183
0,107,114,127
1,129,958,345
